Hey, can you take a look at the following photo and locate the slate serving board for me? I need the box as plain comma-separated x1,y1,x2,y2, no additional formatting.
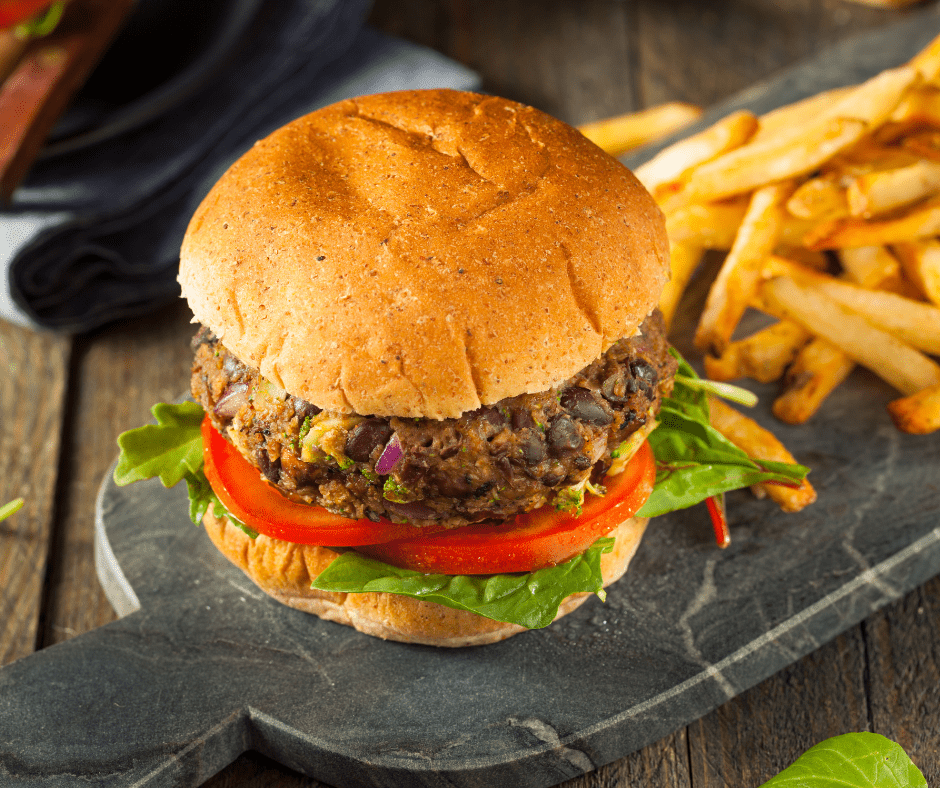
2,10,940,787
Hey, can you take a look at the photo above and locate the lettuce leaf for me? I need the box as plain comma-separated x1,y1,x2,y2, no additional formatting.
760,732,926,788
314,538,614,629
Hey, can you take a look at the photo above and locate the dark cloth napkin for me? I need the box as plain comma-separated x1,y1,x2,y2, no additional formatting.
0,0,479,332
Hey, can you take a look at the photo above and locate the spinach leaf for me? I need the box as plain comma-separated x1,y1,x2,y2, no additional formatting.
312,538,614,629
760,732,926,788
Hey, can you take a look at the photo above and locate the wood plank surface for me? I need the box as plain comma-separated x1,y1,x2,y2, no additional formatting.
2,0,939,786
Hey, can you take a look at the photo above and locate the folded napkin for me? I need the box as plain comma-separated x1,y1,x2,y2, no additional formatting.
0,1,479,332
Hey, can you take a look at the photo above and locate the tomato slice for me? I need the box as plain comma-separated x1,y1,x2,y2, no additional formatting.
0,0,55,28
201,417,445,546
358,440,656,575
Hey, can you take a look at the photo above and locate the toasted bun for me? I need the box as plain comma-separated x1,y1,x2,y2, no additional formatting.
202,509,648,647
179,89,668,419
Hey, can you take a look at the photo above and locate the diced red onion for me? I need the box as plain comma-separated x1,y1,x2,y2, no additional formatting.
214,383,249,418
375,433,402,475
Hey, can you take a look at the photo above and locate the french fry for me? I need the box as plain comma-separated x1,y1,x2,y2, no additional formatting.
838,245,901,288
664,199,747,249
786,175,850,221
887,84,940,126
695,182,792,354
636,109,758,196
846,158,940,217
908,30,940,83
892,239,940,305
707,397,817,512
901,130,940,161
704,320,811,383
659,241,704,331
886,382,940,434
761,276,940,395
577,102,702,158
804,192,940,249
764,255,940,355
772,338,856,425
683,65,919,202
752,86,853,145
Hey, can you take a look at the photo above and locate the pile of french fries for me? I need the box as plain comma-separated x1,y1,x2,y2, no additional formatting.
635,32,940,438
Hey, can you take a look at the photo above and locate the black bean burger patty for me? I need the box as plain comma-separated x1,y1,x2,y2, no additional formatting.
191,310,677,529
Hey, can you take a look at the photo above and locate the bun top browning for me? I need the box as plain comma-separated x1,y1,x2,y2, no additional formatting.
179,89,668,419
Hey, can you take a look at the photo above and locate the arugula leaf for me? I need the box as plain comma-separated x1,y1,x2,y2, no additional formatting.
114,401,206,488
760,732,926,788
313,537,614,629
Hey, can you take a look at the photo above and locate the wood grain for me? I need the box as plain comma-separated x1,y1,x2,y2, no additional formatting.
0,320,68,666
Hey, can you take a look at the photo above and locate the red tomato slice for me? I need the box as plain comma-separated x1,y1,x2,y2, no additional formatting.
0,0,55,28
201,417,445,546
358,440,656,575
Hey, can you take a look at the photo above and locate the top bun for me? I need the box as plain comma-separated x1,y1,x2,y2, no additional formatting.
179,89,668,419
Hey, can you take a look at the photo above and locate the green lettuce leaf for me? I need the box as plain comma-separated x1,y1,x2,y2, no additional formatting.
114,401,205,488
638,351,808,518
760,732,926,788
313,538,614,629
0,498,24,522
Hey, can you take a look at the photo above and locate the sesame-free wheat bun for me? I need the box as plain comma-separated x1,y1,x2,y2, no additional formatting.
180,90,676,646
179,89,669,420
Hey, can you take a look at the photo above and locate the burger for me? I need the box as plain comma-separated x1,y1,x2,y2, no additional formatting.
115,89,807,647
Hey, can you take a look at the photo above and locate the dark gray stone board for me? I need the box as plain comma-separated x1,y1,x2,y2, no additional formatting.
3,11,940,787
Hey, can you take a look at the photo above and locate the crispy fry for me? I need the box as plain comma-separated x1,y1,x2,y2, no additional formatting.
695,182,792,354
707,397,817,512
846,158,940,217
888,84,940,126
804,192,940,249
772,338,856,425
752,86,853,145
761,276,940,395
786,175,850,221
683,65,919,202
704,319,811,383
764,255,940,355
659,241,704,331
901,130,940,161
838,245,901,288
636,109,758,196
664,199,747,249
578,102,702,158
892,239,940,305
886,382,940,434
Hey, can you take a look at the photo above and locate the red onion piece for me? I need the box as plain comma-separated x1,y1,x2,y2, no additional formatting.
375,432,402,475
214,383,249,418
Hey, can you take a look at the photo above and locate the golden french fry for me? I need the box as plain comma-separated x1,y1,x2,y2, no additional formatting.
764,255,940,355
892,239,940,305
901,130,940,162
659,241,704,331
909,30,940,83
761,276,940,395
695,182,792,354
636,109,758,196
772,338,856,425
664,199,748,249
683,65,919,202
888,84,940,126
773,246,830,270
707,397,817,512
704,320,811,383
804,192,940,249
752,86,853,145
838,245,901,288
786,175,850,221
886,382,940,434
578,102,702,158
846,158,940,217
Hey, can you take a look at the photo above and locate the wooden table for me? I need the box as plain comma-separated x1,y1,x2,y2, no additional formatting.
2,1,939,785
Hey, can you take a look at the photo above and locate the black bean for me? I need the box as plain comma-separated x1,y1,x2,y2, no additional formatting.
345,419,393,463
467,405,505,427
292,397,321,421
512,407,536,430
256,447,280,483
630,359,658,396
573,454,592,470
473,481,494,497
560,386,612,425
518,429,546,464
547,415,583,454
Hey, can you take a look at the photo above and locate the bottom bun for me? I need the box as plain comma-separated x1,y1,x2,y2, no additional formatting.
202,509,649,647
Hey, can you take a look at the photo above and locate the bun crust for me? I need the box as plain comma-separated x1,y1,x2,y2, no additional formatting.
179,89,668,419
202,509,649,647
